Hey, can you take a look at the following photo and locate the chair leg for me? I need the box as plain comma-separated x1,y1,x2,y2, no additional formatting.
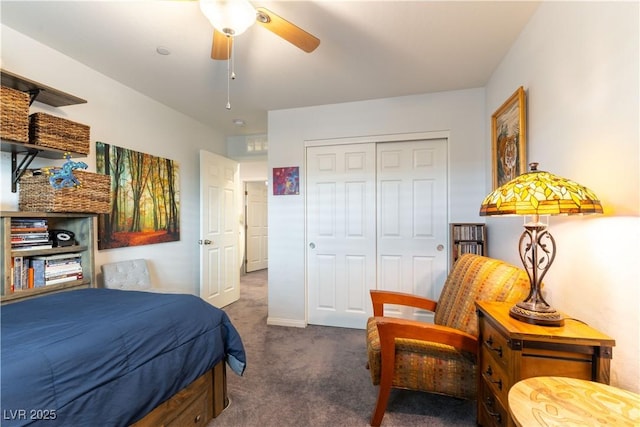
370,381,392,427
371,321,397,426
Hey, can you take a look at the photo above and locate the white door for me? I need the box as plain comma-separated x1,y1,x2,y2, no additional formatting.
306,143,377,328
199,150,240,308
376,139,448,323
306,138,448,328
245,181,268,272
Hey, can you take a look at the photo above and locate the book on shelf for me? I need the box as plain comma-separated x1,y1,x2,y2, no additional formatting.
12,243,54,251
10,226,49,232
12,256,23,292
11,218,48,229
46,272,83,286
45,266,83,280
32,253,83,262
11,232,51,242
11,219,52,250
31,258,46,288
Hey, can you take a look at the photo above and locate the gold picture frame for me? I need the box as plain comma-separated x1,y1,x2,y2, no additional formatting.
491,86,527,189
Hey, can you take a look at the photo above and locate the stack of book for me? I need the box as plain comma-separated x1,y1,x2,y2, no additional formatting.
11,253,84,291
32,253,84,287
11,218,52,251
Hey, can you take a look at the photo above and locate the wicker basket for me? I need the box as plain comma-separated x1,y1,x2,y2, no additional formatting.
1,86,30,143
19,170,111,213
29,112,90,154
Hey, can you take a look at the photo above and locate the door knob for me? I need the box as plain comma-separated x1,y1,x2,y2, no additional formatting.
437,244,444,251
198,239,213,245
309,242,316,249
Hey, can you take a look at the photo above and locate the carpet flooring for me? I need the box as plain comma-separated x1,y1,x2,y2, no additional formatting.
209,269,476,427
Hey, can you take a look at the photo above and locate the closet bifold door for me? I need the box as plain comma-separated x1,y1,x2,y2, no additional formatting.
306,143,377,329
305,137,449,328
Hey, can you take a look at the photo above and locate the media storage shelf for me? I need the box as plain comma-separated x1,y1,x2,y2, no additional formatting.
450,223,487,267
1,211,96,304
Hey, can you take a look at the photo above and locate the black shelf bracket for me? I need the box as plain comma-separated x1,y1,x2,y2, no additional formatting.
11,149,40,193
27,88,42,106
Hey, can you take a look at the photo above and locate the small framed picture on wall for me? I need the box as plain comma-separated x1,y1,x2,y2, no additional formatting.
273,166,299,195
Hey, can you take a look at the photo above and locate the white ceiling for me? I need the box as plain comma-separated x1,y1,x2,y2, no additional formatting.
1,1,539,137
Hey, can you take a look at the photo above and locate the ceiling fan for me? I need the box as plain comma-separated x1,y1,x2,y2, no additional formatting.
199,0,320,60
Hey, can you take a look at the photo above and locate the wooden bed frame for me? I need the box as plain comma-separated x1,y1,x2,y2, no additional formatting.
131,360,228,427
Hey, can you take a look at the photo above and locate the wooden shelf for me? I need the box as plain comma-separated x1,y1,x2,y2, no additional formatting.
1,139,87,159
1,279,92,304
11,245,89,258
0,211,97,218
1,139,89,192
1,212,96,303
1,70,89,192
1,69,86,107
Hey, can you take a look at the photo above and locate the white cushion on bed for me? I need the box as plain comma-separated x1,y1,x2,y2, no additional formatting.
101,259,151,291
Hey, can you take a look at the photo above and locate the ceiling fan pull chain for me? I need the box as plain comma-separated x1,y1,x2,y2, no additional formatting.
231,35,237,80
226,35,232,110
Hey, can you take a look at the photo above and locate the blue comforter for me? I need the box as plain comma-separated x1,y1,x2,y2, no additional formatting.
1,288,246,426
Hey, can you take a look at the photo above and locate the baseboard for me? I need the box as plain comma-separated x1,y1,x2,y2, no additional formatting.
266,317,307,328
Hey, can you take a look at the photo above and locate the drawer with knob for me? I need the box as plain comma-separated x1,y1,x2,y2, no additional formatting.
479,381,508,427
166,391,209,427
480,315,511,370
480,351,509,406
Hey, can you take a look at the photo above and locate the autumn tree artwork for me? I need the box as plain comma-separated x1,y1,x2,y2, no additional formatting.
96,142,180,249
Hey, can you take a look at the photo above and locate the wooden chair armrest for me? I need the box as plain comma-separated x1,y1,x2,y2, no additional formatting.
370,290,438,316
374,316,478,355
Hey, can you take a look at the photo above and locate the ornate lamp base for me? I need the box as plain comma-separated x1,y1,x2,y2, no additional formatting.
509,303,564,327
509,219,565,327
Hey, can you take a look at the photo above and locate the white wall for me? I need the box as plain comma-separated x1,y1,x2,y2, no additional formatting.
1,26,227,294
267,88,486,325
239,160,268,182
485,2,639,392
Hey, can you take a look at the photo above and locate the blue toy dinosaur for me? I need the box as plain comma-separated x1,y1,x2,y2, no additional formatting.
44,153,88,189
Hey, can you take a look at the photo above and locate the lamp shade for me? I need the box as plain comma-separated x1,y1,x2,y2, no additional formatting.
479,163,603,217
200,0,256,36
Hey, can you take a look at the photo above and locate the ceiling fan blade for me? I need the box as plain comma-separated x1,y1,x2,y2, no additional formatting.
255,7,320,53
211,29,232,60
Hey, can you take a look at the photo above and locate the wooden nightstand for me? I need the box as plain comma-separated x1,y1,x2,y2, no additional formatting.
476,301,615,427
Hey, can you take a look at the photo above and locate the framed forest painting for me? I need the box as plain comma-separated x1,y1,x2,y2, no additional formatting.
96,142,180,249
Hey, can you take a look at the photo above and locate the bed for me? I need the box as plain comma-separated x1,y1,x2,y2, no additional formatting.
0,288,246,426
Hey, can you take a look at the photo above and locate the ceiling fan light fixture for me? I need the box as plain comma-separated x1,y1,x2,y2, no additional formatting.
200,0,256,37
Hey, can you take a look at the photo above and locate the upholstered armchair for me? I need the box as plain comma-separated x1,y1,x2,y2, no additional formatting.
366,254,530,426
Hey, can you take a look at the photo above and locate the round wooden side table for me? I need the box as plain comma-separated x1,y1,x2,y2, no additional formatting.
508,376,640,426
